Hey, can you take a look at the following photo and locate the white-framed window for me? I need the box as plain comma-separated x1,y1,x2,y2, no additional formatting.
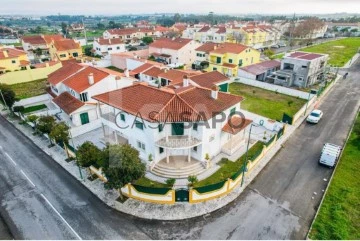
136,140,145,151
80,92,88,102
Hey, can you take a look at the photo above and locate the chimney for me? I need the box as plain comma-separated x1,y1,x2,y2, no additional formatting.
164,68,168,73
124,68,130,77
3,50,8,58
88,73,94,85
183,75,189,87
211,85,219,99
172,37,176,41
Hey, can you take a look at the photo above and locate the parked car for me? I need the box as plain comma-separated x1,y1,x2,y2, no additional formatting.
319,143,342,168
307,109,323,124
271,44,280,49
278,43,287,47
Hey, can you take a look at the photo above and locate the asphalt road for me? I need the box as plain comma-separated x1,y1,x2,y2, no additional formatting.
0,59,359,239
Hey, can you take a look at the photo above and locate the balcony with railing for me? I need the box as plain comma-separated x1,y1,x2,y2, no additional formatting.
156,135,202,149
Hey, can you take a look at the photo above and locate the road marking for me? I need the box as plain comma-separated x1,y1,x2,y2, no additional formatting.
4,152,17,166
40,194,82,240
20,170,36,187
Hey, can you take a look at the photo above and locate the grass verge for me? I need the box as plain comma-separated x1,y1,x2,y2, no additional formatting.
229,83,307,121
10,78,47,99
300,37,360,67
309,113,360,239
135,176,169,188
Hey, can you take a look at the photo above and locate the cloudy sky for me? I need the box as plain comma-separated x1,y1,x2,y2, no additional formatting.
1,0,359,15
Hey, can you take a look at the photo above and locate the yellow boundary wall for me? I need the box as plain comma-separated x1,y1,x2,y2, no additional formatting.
116,125,287,205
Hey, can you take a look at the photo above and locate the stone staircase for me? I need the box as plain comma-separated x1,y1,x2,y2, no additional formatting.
152,161,206,179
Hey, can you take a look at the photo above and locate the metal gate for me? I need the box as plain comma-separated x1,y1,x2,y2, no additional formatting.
282,113,293,125
175,188,189,202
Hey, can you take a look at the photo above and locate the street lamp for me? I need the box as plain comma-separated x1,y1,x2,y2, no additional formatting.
241,122,261,187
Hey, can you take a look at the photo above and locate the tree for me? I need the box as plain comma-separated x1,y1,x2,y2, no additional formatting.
77,141,102,168
0,84,16,108
166,178,176,187
35,48,42,56
26,115,39,131
173,13,181,23
35,26,43,34
61,22,67,35
97,23,105,29
37,116,56,145
49,122,70,146
293,18,325,39
141,36,153,45
188,175,198,187
264,49,275,59
103,144,146,191
232,31,245,44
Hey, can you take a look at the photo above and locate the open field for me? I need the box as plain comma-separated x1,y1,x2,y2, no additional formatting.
10,78,47,99
229,83,307,121
300,38,360,66
309,113,360,240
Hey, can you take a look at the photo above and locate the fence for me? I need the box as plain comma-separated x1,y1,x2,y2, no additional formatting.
233,77,316,100
117,125,287,205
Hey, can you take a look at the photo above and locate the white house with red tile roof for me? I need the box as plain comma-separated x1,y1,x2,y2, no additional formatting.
21,35,50,61
93,82,252,178
103,28,155,41
47,63,135,131
149,37,200,66
93,37,126,57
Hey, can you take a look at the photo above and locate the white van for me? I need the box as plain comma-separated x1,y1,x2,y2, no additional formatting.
319,143,342,168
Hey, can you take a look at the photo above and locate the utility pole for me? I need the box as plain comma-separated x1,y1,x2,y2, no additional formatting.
289,13,296,52
82,18,88,46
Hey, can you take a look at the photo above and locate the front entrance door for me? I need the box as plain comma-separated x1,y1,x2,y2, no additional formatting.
175,188,189,202
171,123,184,136
80,112,90,125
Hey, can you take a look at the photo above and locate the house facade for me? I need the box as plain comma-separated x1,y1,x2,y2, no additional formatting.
266,52,328,88
149,38,200,66
93,37,126,57
238,60,281,81
0,46,30,73
48,38,82,61
93,82,251,177
208,42,260,77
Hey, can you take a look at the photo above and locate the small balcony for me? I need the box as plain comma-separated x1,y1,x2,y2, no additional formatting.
156,135,202,149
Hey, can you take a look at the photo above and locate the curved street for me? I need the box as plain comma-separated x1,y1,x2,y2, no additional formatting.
0,59,359,239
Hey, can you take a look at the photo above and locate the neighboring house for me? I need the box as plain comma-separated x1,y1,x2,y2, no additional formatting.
67,23,85,33
189,71,231,92
193,26,228,43
266,52,328,88
21,35,50,61
0,46,30,73
157,69,200,86
192,42,218,70
208,42,260,77
93,37,126,57
103,28,155,41
47,63,134,130
93,82,251,176
49,38,82,61
149,37,200,66
238,60,281,81
137,66,165,86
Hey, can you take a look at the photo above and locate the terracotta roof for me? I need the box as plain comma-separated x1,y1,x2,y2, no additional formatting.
54,39,80,51
198,26,210,32
195,42,218,53
19,60,30,67
142,66,165,78
149,38,192,50
0,48,26,59
22,35,46,45
53,92,85,115
240,60,280,75
189,71,229,89
210,43,248,55
62,66,110,93
158,69,198,84
95,37,124,45
107,28,153,35
48,63,84,85
216,27,227,34
93,84,243,123
43,35,64,44
131,63,156,75
222,115,252,135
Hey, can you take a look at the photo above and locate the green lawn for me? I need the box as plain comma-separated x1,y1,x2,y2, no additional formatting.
135,177,169,188
309,114,360,240
22,104,47,114
300,38,360,67
271,53,285,59
10,78,48,99
229,83,307,121
194,142,264,187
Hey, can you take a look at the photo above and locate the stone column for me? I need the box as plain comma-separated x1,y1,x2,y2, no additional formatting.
166,148,170,164
188,148,191,163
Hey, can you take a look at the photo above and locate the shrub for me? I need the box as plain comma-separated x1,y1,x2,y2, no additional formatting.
188,175,198,186
13,105,25,113
166,178,176,187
